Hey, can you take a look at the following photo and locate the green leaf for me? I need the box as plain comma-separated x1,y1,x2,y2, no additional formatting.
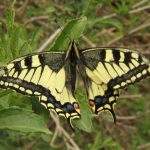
0,91,12,98
0,23,4,43
45,6,56,14
30,28,42,51
49,16,87,51
0,108,51,134
90,133,101,150
10,26,20,57
0,91,12,109
6,0,16,37
0,144,5,150
89,18,123,31
0,24,10,61
19,42,32,56
102,19,123,31
31,97,49,123
82,0,93,16
101,137,121,149
73,90,93,132
113,1,132,16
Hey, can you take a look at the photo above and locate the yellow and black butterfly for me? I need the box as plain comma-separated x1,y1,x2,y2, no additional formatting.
0,40,150,129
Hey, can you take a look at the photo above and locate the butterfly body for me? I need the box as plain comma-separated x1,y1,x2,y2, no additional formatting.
0,41,150,129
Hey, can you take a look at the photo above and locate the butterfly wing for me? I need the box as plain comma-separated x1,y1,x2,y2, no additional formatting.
78,62,119,122
0,52,80,128
80,48,150,121
81,48,150,90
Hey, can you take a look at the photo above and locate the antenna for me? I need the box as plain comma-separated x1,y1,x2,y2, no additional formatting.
54,19,72,42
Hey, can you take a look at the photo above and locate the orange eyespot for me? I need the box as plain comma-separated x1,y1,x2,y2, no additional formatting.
89,100,95,108
73,103,79,110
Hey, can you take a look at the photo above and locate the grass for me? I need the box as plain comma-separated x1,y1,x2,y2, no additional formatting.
0,0,150,149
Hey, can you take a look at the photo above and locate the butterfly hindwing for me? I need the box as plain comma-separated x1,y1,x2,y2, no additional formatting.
0,52,80,128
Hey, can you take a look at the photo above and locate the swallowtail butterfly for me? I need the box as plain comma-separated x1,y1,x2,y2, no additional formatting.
0,41,150,129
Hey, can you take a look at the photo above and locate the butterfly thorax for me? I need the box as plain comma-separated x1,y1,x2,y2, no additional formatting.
65,41,80,61
65,41,80,93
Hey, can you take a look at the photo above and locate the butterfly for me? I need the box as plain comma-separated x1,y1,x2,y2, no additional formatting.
0,40,150,129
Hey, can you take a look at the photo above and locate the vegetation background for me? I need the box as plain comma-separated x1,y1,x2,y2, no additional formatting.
0,0,150,150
